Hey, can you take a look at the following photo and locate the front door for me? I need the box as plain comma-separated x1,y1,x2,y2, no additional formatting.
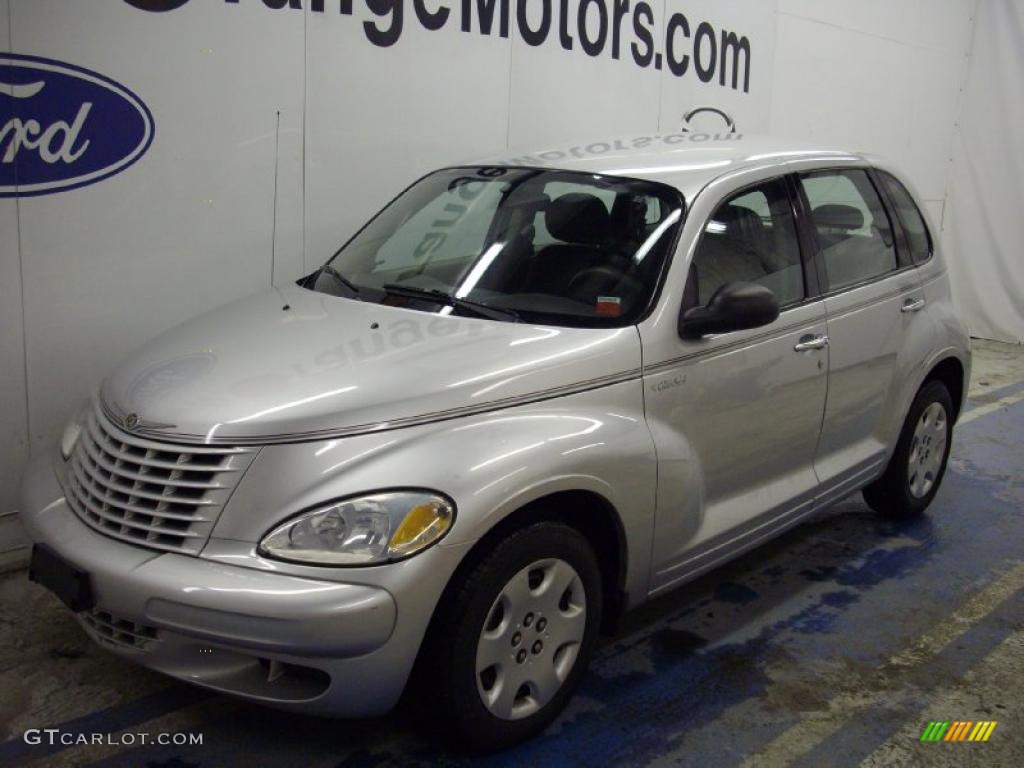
643,175,828,593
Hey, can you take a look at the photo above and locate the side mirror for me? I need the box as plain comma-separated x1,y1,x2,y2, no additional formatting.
679,281,780,339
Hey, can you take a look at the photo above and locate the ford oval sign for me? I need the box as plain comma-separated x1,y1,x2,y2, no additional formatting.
0,54,155,197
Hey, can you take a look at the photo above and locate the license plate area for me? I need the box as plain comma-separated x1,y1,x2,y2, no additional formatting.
28,544,95,612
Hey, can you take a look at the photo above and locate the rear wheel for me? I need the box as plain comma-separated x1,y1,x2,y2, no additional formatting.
419,521,602,752
864,380,954,517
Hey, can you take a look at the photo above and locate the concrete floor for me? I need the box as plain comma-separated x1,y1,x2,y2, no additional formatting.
1,339,1022,768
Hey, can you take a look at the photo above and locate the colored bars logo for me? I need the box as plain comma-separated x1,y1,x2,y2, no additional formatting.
921,721,997,742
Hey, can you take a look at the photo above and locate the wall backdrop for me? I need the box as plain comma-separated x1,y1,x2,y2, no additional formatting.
942,0,1024,344
0,0,988,539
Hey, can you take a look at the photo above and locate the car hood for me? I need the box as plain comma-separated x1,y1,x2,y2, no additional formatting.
100,285,641,444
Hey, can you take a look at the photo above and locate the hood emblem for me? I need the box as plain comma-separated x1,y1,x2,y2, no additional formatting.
119,413,177,432
104,401,177,433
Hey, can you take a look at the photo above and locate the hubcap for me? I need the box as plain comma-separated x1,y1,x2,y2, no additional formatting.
908,401,948,498
475,558,586,720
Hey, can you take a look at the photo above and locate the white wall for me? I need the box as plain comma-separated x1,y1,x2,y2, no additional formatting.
302,0,781,271
0,0,980,534
942,0,1024,344
769,0,977,228
0,0,32,561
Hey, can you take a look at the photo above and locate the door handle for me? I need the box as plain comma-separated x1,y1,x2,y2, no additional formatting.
794,334,829,352
901,297,926,313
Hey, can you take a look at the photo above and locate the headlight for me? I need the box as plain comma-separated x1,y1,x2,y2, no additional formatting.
60,402,91,461
259,491,455,566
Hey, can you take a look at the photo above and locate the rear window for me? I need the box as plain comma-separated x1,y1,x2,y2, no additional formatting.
878,171,933,264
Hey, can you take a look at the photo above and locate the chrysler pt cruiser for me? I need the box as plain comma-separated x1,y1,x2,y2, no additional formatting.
21,136,969,750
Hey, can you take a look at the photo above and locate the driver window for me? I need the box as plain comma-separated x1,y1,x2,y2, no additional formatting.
688,178,805,308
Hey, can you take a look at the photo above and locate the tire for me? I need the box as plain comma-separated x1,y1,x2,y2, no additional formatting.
864,380,954,518
417,521,603,752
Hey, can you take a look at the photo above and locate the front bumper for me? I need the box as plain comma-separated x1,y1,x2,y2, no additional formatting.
19,456,464,717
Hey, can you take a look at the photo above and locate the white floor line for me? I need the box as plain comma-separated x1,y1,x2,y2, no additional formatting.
856,631,1021,766
737,563,1024,768
960,390,1024,425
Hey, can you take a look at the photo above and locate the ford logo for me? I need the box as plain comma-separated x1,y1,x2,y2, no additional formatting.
0,54,155,197
123,0,192,9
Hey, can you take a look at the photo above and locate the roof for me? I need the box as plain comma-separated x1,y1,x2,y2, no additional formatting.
471,133,863,198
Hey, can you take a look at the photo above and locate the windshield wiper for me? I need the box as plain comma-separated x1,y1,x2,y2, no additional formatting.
381,283,521,322
315,264,362,299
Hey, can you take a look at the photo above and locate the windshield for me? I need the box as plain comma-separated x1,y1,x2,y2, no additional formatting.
306,167,684,327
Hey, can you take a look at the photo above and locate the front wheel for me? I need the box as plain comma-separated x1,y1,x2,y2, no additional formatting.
419,521,603,752
864,380,954,517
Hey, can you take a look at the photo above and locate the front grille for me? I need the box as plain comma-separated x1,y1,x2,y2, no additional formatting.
81,608,159,651
64,404,255,555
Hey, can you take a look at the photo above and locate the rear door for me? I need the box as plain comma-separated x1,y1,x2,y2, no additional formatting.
795,168,929,498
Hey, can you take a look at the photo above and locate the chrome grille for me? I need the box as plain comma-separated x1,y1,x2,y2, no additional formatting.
64,404,255,555
81,609,159,651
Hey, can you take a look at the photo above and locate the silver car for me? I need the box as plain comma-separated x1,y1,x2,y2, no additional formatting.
21,136,970,750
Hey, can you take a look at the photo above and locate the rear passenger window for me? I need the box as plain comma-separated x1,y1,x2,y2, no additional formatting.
689,178,804,307
879,171,932,264
799,169,897,290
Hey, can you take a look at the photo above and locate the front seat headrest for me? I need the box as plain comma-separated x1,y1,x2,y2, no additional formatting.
718,204,767,242
609,192,649,243
546,193,610,244
813,204,864,232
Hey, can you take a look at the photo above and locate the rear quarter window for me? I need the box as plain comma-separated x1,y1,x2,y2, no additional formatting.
878,171,933,264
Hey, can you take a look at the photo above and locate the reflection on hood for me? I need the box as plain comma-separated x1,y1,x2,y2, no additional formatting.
101,285,639,443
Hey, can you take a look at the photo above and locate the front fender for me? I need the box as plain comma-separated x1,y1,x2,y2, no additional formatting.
211,379,656,603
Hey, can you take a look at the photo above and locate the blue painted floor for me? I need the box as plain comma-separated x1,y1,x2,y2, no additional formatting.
2,375,1022,768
